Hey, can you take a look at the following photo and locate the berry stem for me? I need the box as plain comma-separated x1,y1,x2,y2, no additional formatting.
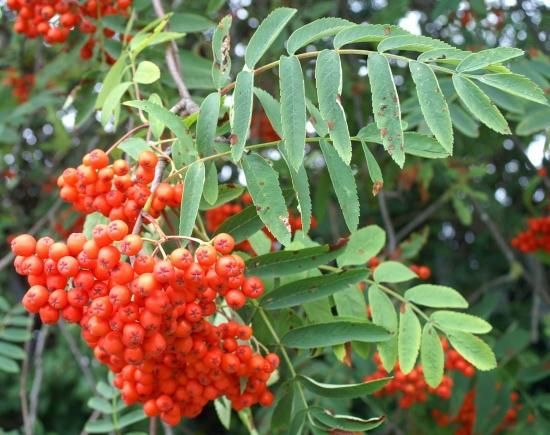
251,301,309,410
220,49,462,96
106,124,149,155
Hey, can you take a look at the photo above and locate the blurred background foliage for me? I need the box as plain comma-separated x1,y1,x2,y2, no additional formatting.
0,0,549,434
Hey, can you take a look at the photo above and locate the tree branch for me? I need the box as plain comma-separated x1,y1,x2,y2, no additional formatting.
395,192,450,243
152,0,199,115
378,190,397,254
28,325,50,432
59,320,96,391
19,316,34,435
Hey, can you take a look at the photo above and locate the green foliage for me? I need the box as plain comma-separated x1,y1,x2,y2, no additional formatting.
0,298,30,374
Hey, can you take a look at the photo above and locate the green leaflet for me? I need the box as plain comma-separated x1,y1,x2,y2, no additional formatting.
199,184,245,210
457,47,524,72
475,73,548,105
0,341,25,360
449,102,480,138
262,269,369,310
417,48,469,62
147,94,165,139
287,18,353,54
118,138,151,161
319,139,359,232
211,14,232,88
280,146,312,234
241,154,290,245
368,53,405,167
202,161,219,205
100,81,131,127
171,13,215,33
316,50,352,164
447,331,497,371
196,92,220,156
516,107,550,136
245,7,296,68
280,55,306,171
230,70,254,161
398,304,421,374
333,24,409,48
409,61,453,153
337,225,385,267
299,375,390,399
133,61,160,84
310,408,386,432
282,320,392,348
124,100,196,162
96,54,127,108
378,34,451,52
0,355,19,373
178,161,206,238
369,284,398,371
420,324,444,387
245,245,344,278
405,284,468,309
431,311,492,334
404,132,450,159
374,261,418,283
360,141,384,194
452,75,510,134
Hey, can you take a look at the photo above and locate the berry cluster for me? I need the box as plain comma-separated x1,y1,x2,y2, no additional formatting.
432,390,521,435
3,68,35,103
363,340,474,409
57,149,183,227
12,228,277,425
368,257,432,280
7,0,131,61
511,216,550,253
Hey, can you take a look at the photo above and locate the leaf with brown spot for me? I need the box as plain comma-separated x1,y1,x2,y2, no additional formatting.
367,54,405,167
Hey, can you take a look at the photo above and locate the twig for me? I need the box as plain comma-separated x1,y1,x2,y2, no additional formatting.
59,320,96,391
468,273,517,304
526,256,550,306
151,0,199,115
80,410,101,435
19,316,34,435
161,422,174,435
28,325,50,432
531,293,541,343
395,192,450,243
149,417,157,435
132,157,169,235
378,191,397,253
472,200,516,265
106,124,149,154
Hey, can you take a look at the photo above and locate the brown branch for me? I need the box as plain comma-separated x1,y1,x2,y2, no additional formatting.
395,192,450,243
378,191,397,254
152,0,199,115
19,316,34,435
80,410,101,435
149,417,157,435
28,325,50,432
472,200,517,266
132,157,169,235
59,320,96,391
